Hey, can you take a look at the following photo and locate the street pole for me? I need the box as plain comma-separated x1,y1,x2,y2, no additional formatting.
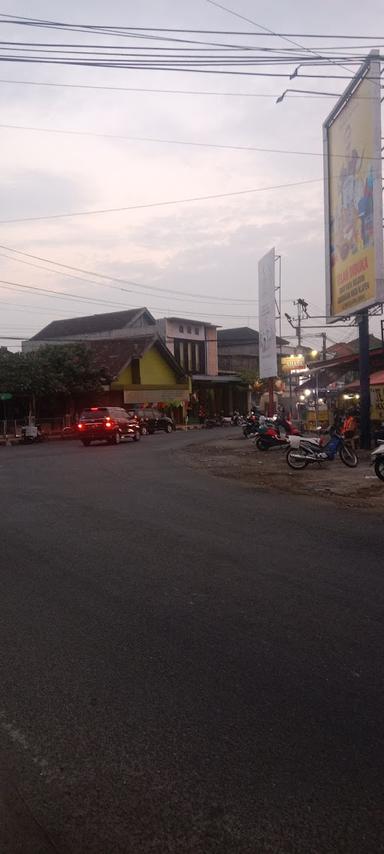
358,309,371,449
296,311,301,351
321,332,327,361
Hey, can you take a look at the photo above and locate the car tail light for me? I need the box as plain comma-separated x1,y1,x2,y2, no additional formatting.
78,423,83,430
105,418,116,429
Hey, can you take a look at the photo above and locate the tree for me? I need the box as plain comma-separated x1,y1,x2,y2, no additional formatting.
0,345,110,413
237,369,260,387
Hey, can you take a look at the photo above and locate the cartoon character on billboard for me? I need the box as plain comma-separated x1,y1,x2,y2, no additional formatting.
332,122,371,263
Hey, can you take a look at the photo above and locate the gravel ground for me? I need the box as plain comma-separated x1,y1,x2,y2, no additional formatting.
182,431,384,512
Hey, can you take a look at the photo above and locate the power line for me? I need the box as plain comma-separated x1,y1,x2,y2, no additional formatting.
205,0,356,78
0,77,354,98
0,278,149,309
0,279,260,319
0,299,72,317
0,50,378,78
0,177,321,225
0,249,260,306
0,243,291,313
0,79,352,100
2,120,384,161
1,15,384,39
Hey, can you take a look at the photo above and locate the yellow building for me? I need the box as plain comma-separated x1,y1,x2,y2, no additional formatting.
85,334,191,409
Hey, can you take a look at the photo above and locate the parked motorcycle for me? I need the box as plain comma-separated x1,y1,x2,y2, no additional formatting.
371,442,384,481
243,413,260,438
255,417,301,451
286,429,358,469
231,412,246,426
205,415,225,429
20,424,44,444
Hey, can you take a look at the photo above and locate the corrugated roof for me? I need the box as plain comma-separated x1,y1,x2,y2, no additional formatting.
217,326,288,345
327,335,383,357
345,370,384,389
31,308,156,341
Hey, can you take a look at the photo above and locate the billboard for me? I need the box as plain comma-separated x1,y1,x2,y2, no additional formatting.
323,53,384,320
258,247,277,378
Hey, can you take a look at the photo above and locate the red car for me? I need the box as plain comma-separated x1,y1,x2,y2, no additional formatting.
78,407,140,447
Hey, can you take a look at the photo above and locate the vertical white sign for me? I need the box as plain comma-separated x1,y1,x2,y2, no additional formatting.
258,248,277,378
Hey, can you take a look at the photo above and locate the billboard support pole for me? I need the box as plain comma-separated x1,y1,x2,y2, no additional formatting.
358,309,371,448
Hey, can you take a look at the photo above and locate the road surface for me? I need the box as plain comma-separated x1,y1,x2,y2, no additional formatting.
1,431,383,853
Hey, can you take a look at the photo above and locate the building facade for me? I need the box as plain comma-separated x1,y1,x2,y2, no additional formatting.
217,326,292,376
156,316,218,376
157,317,249,416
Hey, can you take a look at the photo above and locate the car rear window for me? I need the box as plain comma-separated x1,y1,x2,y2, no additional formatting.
80,408,109,421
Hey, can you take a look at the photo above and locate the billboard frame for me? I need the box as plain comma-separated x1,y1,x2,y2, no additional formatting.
323,51,383,322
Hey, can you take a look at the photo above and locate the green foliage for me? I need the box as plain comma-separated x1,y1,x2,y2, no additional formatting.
237,369,260,386
0,345,109,398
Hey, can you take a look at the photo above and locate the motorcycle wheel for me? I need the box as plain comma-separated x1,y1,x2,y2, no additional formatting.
286,447,309,469
339,444,358,468
374,457,384,482
256,437,269,451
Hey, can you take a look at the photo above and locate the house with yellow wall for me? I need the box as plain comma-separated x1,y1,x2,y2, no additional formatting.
23,308,190,412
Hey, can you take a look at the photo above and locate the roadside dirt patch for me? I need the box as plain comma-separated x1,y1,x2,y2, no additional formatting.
181,432,384,511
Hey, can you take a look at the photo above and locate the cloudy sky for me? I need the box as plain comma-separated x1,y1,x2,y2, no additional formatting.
0,0,383,350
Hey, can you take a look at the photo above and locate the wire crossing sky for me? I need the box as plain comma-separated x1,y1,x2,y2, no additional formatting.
0,0,383,348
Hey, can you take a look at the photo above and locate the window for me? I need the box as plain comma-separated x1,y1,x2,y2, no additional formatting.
194,327,199,335
175,340,184,367
179,325,184,333
131,358,141,384
187,325,192,334
194,343,200,372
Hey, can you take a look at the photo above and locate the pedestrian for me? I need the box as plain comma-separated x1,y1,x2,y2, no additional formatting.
342,408,359,450
198,404,206,425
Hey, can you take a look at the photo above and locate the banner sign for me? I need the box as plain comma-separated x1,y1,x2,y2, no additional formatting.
371,385,384,420
281,355,306,373
323,54,384,320
258,248,277,378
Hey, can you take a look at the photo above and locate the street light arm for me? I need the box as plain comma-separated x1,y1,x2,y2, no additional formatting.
275,87,341,104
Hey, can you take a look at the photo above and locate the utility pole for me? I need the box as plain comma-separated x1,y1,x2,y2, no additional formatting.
285,298,310,351
321,332,327,361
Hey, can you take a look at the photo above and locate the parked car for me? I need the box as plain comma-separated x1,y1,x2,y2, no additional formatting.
134,408,176,434
78,407,140,446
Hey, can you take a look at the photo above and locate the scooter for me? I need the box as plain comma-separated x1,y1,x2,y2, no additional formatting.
255,417,301,451
286,429,358,469
371,442,384,481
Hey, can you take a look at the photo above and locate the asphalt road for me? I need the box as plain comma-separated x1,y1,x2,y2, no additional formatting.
1,430,384,853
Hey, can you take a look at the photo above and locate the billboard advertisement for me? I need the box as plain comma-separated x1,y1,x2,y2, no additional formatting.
258,247,277,378
323,54,384,320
